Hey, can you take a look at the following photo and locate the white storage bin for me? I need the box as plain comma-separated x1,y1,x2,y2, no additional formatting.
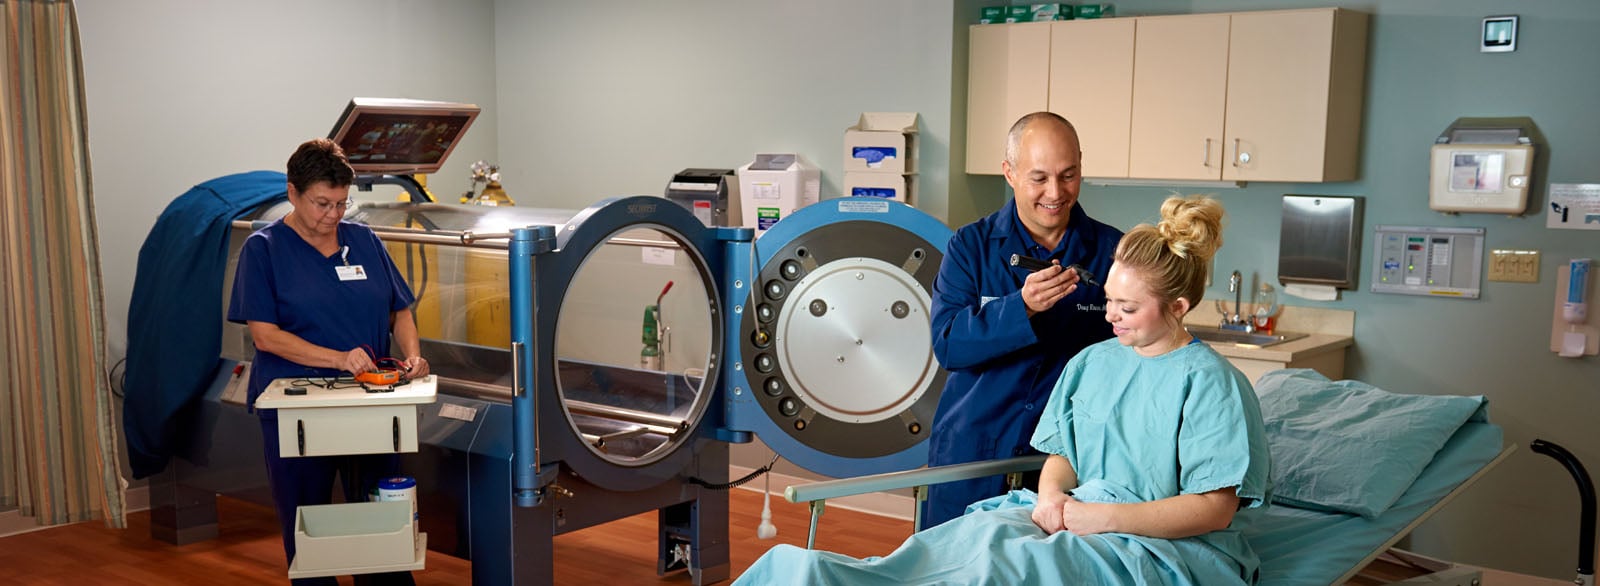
736,153,821,236
288,500,427,579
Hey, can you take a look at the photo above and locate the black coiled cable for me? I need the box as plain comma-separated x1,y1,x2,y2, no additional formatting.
687,453,781,491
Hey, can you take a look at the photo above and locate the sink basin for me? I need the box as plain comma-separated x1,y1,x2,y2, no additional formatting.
1186,326,1308,348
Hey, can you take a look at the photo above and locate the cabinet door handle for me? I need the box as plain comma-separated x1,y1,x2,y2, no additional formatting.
1232,138,1244,167
296,419,305,456
1203,138,1212,167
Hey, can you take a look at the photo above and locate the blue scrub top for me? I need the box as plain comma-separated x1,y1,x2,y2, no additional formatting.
923,200,1122,526
227,220,416,418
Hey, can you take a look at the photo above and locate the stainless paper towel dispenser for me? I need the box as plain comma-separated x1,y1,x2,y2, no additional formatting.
1279,195,1364,289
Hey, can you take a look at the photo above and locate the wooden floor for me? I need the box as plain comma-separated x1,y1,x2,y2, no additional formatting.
0,488,913,584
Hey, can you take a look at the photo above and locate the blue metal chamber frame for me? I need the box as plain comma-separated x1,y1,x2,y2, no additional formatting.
721,198,954,478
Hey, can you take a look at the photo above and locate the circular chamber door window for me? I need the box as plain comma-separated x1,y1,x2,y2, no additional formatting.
553,225,720,467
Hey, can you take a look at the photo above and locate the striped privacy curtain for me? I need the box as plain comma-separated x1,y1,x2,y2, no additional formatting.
0,0,125,528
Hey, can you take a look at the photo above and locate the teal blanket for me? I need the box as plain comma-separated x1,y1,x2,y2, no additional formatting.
734,488,1257,586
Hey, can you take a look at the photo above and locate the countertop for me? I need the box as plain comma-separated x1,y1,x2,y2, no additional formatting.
1184,303,1355,363
1197,332,1353,363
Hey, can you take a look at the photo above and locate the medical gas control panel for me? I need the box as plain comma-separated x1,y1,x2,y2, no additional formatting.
1370,225,1485,299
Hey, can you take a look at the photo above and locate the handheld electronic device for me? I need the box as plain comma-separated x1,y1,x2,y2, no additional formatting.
1008,254,1101,287
356,369,402,386
1008,253,1055,272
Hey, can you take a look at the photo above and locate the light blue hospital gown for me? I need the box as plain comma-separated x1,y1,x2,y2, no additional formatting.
734,338,1271,585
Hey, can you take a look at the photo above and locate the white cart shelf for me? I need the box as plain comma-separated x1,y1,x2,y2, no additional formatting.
255,375,436,579
256,375,437,457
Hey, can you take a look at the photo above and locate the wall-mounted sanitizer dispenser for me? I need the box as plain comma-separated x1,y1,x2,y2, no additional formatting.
1429,117,1537,214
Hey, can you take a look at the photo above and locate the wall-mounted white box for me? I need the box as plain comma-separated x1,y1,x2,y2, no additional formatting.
843,171,911,205
844,112,918,174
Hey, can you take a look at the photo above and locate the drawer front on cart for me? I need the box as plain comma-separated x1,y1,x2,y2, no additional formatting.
276,404,419,457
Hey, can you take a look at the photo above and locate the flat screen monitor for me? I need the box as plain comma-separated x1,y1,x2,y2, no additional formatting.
327,97,480,175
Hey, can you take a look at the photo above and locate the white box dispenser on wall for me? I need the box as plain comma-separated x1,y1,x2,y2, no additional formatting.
1429,117,1538,215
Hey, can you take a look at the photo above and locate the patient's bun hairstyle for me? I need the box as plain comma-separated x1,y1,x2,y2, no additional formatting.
1112,194,1225,315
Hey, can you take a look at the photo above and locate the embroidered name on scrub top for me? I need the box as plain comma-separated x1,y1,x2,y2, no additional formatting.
334,245,367,281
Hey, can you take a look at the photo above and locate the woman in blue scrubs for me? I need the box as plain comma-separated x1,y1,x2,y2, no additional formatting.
228,138,427,585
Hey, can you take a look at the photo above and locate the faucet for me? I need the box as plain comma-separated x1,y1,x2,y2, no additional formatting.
1217,270,1252,331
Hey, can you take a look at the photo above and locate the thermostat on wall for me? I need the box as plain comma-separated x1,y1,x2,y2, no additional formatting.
1482,15,1518,53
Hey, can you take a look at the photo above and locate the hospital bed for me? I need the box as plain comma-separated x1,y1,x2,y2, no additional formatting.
783,370,1512,586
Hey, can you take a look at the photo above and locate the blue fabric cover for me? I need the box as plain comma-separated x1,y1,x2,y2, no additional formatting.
924,200,1122,527
123,171,287,479
1253,369,1489,518
1245,421,1503,585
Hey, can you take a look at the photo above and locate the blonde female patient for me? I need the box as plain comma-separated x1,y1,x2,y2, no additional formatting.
736,195,1271,585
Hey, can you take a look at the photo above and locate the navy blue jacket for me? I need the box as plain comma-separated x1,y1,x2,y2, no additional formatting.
923,200,1121,527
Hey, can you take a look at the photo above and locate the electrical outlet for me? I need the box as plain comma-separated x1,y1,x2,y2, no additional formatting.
1488,249,1539,283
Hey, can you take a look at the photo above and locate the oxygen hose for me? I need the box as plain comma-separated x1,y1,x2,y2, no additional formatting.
1531,439,1595,584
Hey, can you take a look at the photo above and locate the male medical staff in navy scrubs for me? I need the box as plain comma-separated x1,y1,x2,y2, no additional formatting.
228,138,428,585
923,112,1122,528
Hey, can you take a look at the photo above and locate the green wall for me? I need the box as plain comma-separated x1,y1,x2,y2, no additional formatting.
1048,1,1599,577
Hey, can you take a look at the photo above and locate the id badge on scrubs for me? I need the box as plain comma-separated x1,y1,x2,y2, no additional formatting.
336,265,368,281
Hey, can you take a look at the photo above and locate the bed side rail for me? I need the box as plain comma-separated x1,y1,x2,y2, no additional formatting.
782,454,1047,548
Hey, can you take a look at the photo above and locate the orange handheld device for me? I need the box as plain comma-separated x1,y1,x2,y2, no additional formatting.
355,369,401,385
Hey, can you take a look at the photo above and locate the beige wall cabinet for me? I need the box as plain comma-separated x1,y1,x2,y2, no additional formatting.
965,22,1050,175
967,8,1368,183
1127,14,1231,181
1130,8,1368,182
1049,18,1135,178
1219,8,1369,182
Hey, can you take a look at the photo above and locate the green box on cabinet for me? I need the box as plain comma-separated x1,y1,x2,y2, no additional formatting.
1074,4,1116,19
979,6,1005,24
1030,3,1073,21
